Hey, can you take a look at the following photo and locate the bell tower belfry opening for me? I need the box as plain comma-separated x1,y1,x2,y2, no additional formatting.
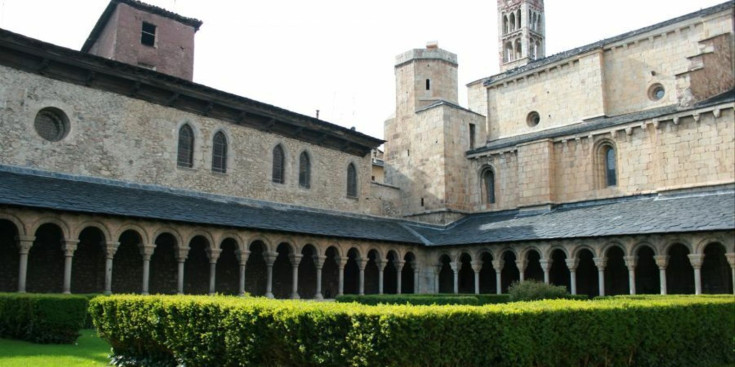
498,0,545,71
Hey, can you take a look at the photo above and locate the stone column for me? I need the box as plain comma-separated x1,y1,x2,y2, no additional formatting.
16,236,34,293
237,250,250,296
358,258,368,295
539,259,551,284
726,253,735,296
687,254,703,295
395,260,405,294
62,240,79,294
412,261,420,294
207,249,221,295
594,257,607,297
336,256,345,296
516,259,527,282
565,258,579,295
624,255,636,295
290,254,303,299
492,259,503,294
314,255,326,300
654,255,668,295
450,260,459,294
175,249,188,295
434,264,441,293
264,251,278,299
377,260,386,295
104,242,119,295
471,260,482,294
140,245,154,295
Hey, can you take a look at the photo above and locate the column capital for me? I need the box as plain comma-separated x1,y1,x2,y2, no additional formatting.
623,256,636,269
470,260,483,273
62,239,80,256
105,241,120,259
539,259,551,272
687,254,703,269
16,235,35,253
264,251,279,266
593,257,607,269
289,254,303,267
725,253,735,267
654,255,669,269
491,259,504,272
375,259,387,270
357,258,369,271
336,256,346,269
565,258,579,271
449,261,459,272
206,248,222,263
515,259,528,272
236,250,250,265
175,246,190,263
395,260,405,272
140,244,155,260
313,255,327,268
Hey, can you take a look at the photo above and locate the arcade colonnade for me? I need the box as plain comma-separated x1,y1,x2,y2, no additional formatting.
0,207,733,297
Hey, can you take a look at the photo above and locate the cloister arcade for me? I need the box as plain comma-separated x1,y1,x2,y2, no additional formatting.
1,207,733,297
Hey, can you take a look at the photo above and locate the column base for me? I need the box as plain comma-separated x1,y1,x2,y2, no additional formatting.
266,292,274,299
315,293,324,300
291,293,300,300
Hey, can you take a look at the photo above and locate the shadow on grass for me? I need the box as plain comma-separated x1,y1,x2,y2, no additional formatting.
0,329,110,367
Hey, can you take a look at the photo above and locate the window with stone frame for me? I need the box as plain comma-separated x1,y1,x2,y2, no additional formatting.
272,145,285,184
483,168,496,204
299,151,311,189
346,163,357,198
595,141,618,188
177,124,194,168
212,131,227,173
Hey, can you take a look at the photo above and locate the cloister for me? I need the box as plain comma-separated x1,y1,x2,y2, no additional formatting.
1,207,733,298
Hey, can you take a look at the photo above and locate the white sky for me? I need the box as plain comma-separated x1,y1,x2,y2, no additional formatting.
0,0,727,140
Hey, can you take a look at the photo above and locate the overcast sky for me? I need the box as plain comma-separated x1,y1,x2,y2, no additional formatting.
0,0,727,140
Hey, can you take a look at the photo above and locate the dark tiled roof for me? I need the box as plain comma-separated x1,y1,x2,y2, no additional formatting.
468,89,735,155
0,166,731,246
408,188,735,246
481,1,734,87
82,0,203,52
0,167,422,244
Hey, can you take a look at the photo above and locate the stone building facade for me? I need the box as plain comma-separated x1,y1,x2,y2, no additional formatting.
0,0,733,298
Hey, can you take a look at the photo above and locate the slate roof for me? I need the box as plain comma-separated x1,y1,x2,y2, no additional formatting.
480,1,734,87
0,166,732,246
407,188,735,246
468,88,735,155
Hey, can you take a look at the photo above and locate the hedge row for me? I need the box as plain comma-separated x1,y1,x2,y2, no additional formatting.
0,293,90,343
89,294,735,367
335,294,511,305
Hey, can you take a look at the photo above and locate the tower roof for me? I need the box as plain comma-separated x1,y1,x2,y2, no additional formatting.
395,43,457,68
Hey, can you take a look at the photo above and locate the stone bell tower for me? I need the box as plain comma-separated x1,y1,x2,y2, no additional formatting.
498,0,545,71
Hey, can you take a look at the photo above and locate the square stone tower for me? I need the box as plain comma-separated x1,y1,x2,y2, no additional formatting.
385,43,486,223
81,0,202,81
498,0,545,71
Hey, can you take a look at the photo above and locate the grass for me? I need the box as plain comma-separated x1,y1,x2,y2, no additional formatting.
0,329,110,367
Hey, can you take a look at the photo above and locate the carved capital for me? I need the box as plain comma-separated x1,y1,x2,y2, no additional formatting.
236,250,250,265
207,248,221,263
357,258,369,271
289,254,303,267
471,260,483,273
539,259,551,272
263,251,279,266
16,235,35,253
623,256,636,269
395,260,405,272
515,259,528,272
491,260,504,272
105,241,120,259
140,244,156,259
176,246,190,262
63,239,80,257
313,255,327,268
654,255,668,269
565,258,579,271
593,257,607,270
725,253,735,268
687,254,703,269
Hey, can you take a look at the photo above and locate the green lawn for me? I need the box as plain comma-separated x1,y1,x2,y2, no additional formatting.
0,329,110,367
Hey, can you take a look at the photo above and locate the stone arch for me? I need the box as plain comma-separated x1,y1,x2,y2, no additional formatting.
298,243,319,299
0,217,21,291
476,250,495,294
500,249,519,292
694,236,728,255
631,241,659,257
0,212,28,236
402,251,417,294
72,226,107,294
216,231,245,252
28,222,66,293
576,247,598,297
634,244,659,294
523,248,544,282
113,229,144,293
272,242,295,299
458,252,474,294
151,227,185,254
666,243,694,294
571,244,600,259
383,250,400,294
185,230,217,253
549,248,570,291
249,236,273,255
113,223,150,248
604,244,628,295
363,248,381,294
71,220,112,245
245,240,269,296
150,231,180,294
701,242,732,294
321,245,341,298
29,217,70,240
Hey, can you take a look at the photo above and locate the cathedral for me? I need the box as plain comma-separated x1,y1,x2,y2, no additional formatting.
0,0,732,299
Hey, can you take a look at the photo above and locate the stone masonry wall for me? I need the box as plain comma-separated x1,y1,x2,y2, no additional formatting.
0,65,375,215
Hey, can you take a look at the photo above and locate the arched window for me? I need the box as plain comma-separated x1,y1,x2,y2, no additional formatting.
346,163,357,198
177,124,194,168
604,146,617,187
509,13,516,31
505,42,513,62
515,39,522,60
483,168,496,204
212,131,227,173
299,151,310,188
272,145,285,184
503,16,509,34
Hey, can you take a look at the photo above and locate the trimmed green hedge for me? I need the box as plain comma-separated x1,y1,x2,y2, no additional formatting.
336,294,484,305
0,293,89,343
90,294,735,367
